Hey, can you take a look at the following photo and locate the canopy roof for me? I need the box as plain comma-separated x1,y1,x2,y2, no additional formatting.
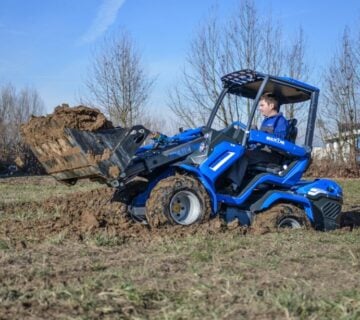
221,69,319,104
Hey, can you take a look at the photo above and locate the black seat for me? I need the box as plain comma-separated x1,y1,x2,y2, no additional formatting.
248,118,298,176
286,118,298,143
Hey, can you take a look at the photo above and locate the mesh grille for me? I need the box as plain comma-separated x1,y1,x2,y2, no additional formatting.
323,202,341,219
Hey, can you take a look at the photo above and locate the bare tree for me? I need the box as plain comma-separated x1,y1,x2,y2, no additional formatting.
227,0,262,71
319,28,359,165
226,0,265,124
168,1,263,129
168,0,298,129
283,27,309,120
85,31,155,127
0,84,16,155
0,83,44,165
168,11,226,128
262,16,284,76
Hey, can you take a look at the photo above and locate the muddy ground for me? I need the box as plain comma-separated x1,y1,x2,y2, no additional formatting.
0,176,359,247
0,183,246,248
0,176,359,319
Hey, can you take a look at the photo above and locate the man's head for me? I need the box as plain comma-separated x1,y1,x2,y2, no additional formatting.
259,93,279,117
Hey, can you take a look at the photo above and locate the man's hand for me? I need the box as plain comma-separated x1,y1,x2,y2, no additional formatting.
149,131,169,145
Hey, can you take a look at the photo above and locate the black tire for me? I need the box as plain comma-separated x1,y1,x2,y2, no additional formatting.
252,204,312,231
145,174,212,228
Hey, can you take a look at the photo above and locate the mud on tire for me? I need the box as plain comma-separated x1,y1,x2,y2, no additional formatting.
252,204,312,232
145,174,212,228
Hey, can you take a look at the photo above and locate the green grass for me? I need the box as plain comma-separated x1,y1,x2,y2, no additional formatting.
1,230,360,319
0,176,102,204
88,233,127,247
337,178,360,209
0,239,10,250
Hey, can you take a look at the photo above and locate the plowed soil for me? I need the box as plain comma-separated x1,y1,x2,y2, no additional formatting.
20,104,114,146
1,182,359,249
0,186,243,247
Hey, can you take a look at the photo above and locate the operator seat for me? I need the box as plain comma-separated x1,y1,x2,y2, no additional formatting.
226,118,300,192
249,118,299,175
286,118,298,143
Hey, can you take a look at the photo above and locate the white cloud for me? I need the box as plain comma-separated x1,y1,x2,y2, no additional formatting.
79,0,126,44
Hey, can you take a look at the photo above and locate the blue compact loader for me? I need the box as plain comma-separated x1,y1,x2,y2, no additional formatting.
26,70,343,231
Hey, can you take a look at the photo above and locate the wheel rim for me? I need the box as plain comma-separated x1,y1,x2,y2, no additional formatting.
169,190,201,225
278,217,302,229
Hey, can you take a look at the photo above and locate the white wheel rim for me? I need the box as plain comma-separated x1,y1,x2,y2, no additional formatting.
169,190,202,225
278,217,302,229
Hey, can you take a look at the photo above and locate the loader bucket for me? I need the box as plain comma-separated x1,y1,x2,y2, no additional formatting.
29,125,150,185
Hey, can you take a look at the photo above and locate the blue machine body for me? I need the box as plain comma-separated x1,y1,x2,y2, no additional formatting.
124,70,343,230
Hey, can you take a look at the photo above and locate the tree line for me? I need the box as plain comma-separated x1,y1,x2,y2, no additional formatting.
1,0,359,172
0,84,44,172
319,28,360,166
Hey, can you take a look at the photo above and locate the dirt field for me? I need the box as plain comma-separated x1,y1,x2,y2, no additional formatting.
0,176,359,319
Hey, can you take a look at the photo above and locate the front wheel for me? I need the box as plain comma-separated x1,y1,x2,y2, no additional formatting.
145,174,212,228
252,204,312,231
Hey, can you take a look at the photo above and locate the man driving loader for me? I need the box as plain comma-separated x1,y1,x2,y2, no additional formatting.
227,92,290,191
258,92,288,139
247,92,289,164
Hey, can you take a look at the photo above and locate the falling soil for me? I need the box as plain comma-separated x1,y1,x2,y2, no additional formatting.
20,104,114,146
86,147,112,164
108,165,121,178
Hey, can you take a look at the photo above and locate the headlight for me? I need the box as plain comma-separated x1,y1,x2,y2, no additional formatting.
307,187,327,197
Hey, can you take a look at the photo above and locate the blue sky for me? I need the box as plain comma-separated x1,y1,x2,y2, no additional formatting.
0,0,359,113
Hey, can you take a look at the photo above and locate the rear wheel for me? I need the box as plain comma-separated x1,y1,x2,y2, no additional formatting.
277,217,302,228
145,174,211,228
252,204,311,231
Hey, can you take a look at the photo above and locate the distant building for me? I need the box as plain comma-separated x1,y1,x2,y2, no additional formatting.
312,123,360,163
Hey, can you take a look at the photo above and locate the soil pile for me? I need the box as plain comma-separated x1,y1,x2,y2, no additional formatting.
21,104,114,146
1,188,128,243
305,160,360,178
